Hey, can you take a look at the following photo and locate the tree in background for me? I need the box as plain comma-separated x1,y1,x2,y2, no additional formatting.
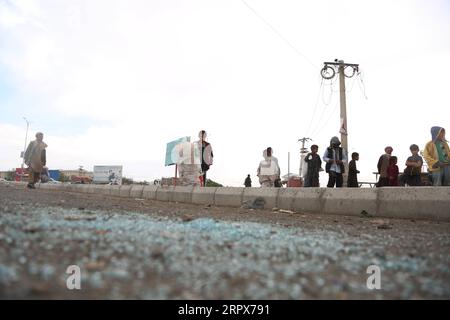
59,173,70,183
205,179,223,187
5,170,15,181
122,177,134,185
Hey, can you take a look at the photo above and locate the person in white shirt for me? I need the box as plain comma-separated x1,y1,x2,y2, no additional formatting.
257,147,281,187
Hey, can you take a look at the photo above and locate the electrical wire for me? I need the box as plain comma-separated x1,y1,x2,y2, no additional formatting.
240,0,319,71
357,70,368,99
310,99,340,138
305,77,324,137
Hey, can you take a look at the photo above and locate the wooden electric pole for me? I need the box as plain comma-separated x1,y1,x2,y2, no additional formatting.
321,59,359,184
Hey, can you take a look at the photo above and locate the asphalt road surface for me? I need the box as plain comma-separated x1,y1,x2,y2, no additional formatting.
0,183,449,299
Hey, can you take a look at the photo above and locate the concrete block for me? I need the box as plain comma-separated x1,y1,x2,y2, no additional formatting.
119,185,132,198
77,184,92,194
110,185,121,197
243,188,279,210
67,184,83,192
130,185,145,198
322,188,378,216
41,183,63,190
292,188,325,213
172,186,195,204
58,184,71,192
142,185,158,200
378,187,450,221
214,187,244,207
277,188,300,211
95,184,111,195
89,184,102,194
38,183,51,190
192,187,217,205
156,186,173,202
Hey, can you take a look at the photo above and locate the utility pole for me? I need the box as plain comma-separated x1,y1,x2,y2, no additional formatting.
298,137,312,178
321,59,359,184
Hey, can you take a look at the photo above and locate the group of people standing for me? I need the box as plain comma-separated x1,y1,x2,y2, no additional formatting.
21,126,449,189
254,126,450,188
377,126,450,187
254,136,356,188
302,136,360,188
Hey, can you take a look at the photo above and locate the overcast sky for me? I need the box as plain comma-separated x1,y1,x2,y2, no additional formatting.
1,0,449,186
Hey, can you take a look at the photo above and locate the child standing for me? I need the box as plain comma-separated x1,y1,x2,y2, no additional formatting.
403,144,423,186
244,174,252,187
304,144,322,187
347,152,360,187
387,156,399,186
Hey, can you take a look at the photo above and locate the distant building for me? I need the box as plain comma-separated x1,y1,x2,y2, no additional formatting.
60,169,93,178
0,171,11,179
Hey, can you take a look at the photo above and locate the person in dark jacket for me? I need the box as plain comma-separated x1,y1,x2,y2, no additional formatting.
244,174,252,187
323,136,347,188
347,152,360,187
197,130,214,186
402,144,423,186
304,144,322,187
24,132,47,189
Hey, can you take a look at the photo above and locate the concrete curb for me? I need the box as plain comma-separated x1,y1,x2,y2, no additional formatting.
143,185,158,200
243,188,279,210
130,185,145,198
322,188,377,217
214,187,244,207
155,186,172,202
377,187,450,221
191,187,217,205
2,181,449,222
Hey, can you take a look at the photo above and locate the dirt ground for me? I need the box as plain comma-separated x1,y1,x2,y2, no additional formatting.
0,183,449,299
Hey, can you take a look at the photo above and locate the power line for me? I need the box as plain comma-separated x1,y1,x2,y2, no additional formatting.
310,99,339,138
240,0,319,70
321,79,335,105
305,77,324,137
357,70,368,99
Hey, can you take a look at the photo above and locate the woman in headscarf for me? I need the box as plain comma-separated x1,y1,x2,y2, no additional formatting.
257,147,281,187
423,126,450,186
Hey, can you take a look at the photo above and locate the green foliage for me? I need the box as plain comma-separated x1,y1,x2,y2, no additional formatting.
122,177,134,185
205,179,223,187
5,170,15,181
59,173,70,182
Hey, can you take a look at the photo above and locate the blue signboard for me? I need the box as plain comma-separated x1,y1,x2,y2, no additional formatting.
49,170,60,181
165,137,190,166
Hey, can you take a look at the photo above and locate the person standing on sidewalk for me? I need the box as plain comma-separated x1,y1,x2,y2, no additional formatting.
244,174,252,187
402,144,423,186
304,144,322,187
347,152,360,188
257,147,281,187
24,132,47,189
387,156,400,186
197,130,214,186
323,136,347,188
376,146,393,187
423,126,450,186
